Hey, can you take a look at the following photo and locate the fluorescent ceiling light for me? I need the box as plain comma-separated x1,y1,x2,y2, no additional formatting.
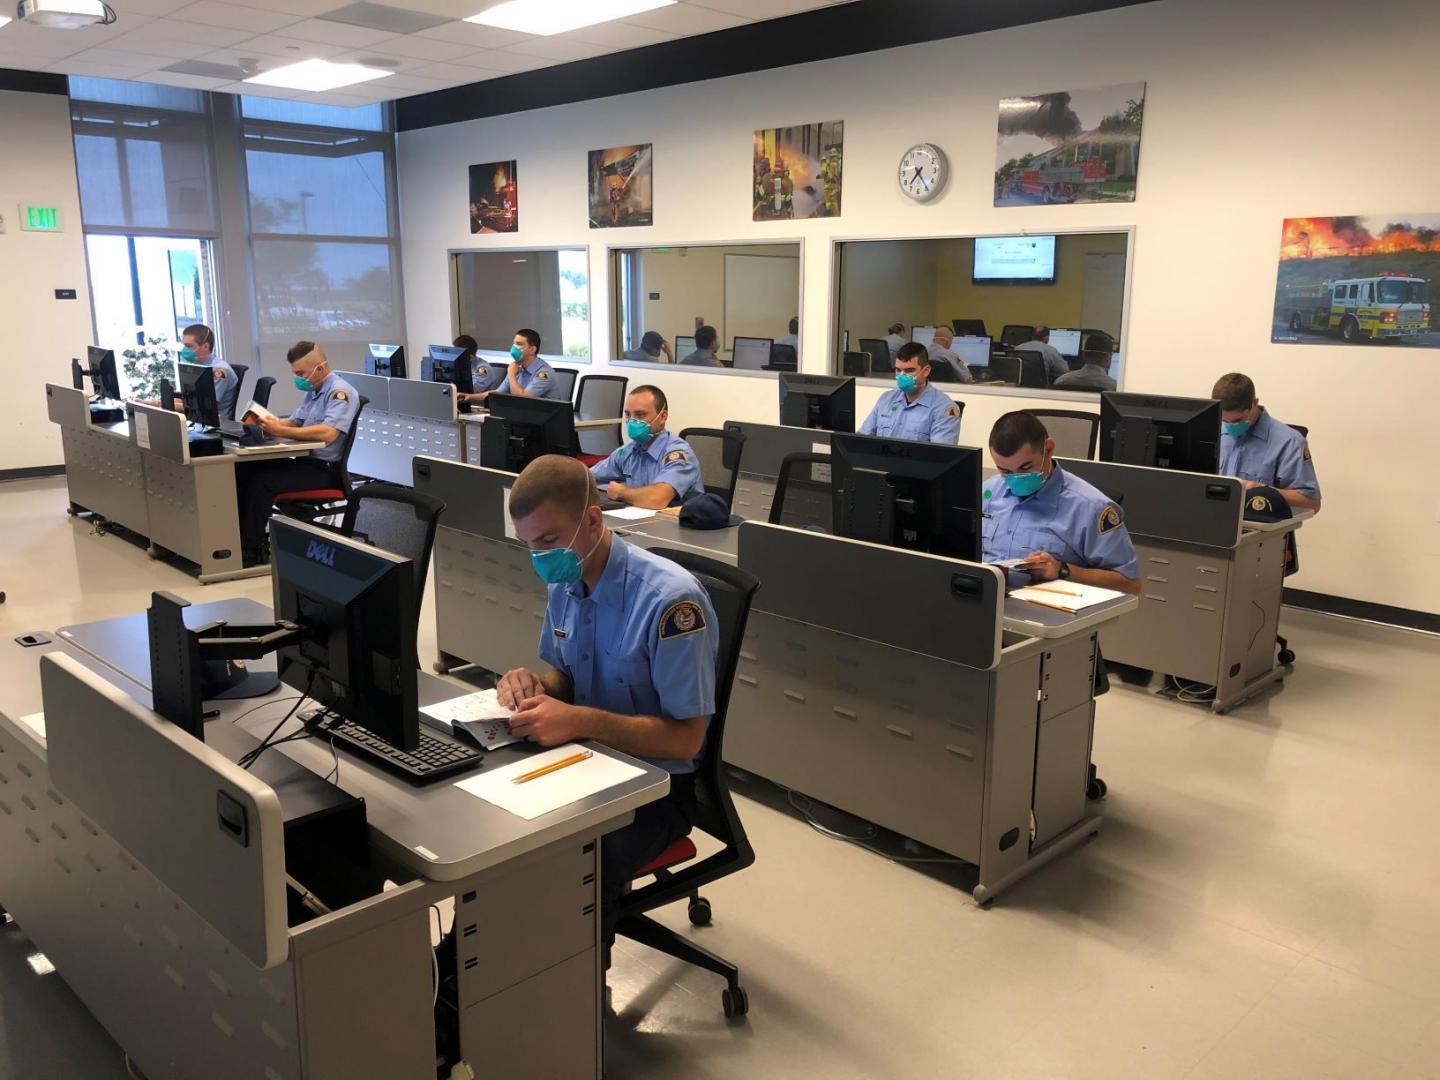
466,0,676,37
0,15,11,28
244,58,394,93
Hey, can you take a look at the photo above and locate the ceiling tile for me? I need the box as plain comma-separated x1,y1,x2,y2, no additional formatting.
319,2,452,34
506,36,614,61
330,48,433,72
67,47,165,70
561,22,677,49
460,48,556,73
413,20,531,48
198,0,338,13
46,57,164,78
373,70,453,90
0,51,46,72
142,69,233,88
409,60,503,83
357,33,475,61
225,33,356,59
270,18,400,48
353,0,485,15
129,16,256,45
171,2,305,33
623,3,749,34
212,79,301,97
111,0,195,15
0,19,150,59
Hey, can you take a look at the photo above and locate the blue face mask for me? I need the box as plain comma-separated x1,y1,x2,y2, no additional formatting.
1223,419,1252,438
896,372,919,393
529,509,602,585
1003,470,1046,498
293,365,322,393
509,344,525,362
626,417,654,443
179,347,197,363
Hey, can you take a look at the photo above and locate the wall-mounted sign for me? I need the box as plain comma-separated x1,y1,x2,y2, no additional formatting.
19,204,63,232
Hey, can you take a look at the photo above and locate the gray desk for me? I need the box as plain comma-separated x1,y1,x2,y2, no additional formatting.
1,600,669,1079
459,413,623,468
48,385,323,583
1061,458,1308,713
413,455,1136,903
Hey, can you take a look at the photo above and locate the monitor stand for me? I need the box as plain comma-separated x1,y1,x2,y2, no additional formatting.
837,468,896,546
1113,417,1158,467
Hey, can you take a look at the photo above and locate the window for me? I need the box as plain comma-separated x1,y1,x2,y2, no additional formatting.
1348,283,1360,299
1334,285,1347,301
453,249,590,362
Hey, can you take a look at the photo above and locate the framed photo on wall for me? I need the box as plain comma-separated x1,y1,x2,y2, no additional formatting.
994,83,1145,207
469,160,519,234
588,144,653,228
753,121,843,221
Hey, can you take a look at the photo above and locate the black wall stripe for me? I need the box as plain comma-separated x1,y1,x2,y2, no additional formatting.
1284,590,1440,635
397,0,1155,132
0,68,69,96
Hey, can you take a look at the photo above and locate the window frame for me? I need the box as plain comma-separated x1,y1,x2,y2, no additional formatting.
448,245,595,366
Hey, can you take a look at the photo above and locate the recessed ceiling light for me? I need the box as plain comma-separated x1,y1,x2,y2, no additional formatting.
244,58,394,93
0,14,11,28
465,0,676,37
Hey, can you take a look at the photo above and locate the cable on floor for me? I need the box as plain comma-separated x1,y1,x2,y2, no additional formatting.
783,789,967,866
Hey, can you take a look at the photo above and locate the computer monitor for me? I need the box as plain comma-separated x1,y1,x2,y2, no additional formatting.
1099,392,1221,473
85,346,122,400
270,517,419,752
481,393,578,472
177,362,221,428
951,318,987,338
999,324,1033,348
830,434,982,560
675,335,696,357
778,373,856,433
951,335,991,370
365,343,406,378
732,336,773,370
422,344,474,395
911,325,937,349
1048,328,1083,356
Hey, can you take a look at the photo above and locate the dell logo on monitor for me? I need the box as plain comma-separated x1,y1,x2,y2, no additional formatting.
304,539,337,567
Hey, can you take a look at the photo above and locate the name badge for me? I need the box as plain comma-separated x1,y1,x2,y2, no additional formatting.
552,627,568,639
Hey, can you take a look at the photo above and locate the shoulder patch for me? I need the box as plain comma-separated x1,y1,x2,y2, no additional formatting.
213,368,226,380
1097,504,1123,534
330,389,350,403
537,371,550,380
946,404,960,418
1302,441,1311,461
659,600,706,640
663,449,689,465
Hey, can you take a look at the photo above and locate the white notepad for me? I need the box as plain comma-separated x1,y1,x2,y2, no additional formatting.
1010,581,1125,613
604,506,657,522
455,744,646,820
16,712,46,742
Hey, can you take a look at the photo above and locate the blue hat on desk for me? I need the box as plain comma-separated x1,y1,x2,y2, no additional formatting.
679,492,742,530
1243,485,1292,522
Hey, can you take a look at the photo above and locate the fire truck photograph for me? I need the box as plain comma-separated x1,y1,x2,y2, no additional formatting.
994,82,1145,206
1272,215,1438,347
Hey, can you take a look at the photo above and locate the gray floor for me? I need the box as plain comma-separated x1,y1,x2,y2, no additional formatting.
2,476,1438,1079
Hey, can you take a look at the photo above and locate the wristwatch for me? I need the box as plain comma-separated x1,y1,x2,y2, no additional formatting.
1057,562,1071,580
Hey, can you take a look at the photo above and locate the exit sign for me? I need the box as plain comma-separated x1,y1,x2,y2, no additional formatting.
19,204,63,232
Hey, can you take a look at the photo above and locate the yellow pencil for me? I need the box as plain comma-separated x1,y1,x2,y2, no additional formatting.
513,749,593,784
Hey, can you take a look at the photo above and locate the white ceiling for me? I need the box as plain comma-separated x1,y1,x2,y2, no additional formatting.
0,0,851,106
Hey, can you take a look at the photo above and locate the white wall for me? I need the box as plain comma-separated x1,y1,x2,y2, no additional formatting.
0,89,92,472
397,0,1440,615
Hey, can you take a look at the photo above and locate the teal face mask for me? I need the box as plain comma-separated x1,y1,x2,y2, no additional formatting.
1003,470,1046,497
179,347,197,363
1223,419,1252,437
509,344,524,362
293,374,313,392
529,510,602,585
626,417,654,443
896,372,919,393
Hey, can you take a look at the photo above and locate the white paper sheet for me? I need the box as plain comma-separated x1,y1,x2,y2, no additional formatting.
1010,581,1125,613
420,690,519,750
454,744,646,821
603,506,657,522
502,484,517,540
16,712,46,741
133,412,150,450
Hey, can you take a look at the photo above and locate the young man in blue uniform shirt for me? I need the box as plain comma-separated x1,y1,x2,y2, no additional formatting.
590,385,704,508
496,456,718,959
858,342,962,444
181,322,240,418
1212,372,1321,514
982,411,1140,595
503,328,557,398
236,340,360,564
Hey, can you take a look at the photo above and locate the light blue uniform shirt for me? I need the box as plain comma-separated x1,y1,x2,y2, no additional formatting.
883,333,906,359
471,359,505,393
538,537,718,774
290,371,360,464
982,464,1139,588
514,357,557,398
926,343,974,383
1219,409,1320,500
590,430,705,505
208,356,240,418
680,349,723,367
858,384,961,444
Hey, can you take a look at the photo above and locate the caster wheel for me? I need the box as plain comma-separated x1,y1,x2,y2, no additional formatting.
687,897,712,927
722,986,749,1019
1087,777,1108,801
1278,649,1296,665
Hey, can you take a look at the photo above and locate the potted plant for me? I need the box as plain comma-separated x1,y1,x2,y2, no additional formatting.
120,337,178,400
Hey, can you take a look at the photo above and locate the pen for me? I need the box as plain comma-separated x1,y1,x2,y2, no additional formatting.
513,749,592,784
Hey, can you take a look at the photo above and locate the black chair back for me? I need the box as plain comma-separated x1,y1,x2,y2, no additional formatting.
767,344,797,371
1024,408,1101,459
679,427,746,507
1017,353,1051,388
575,374,629,457
619,549,759,911
1288,423,1309,437
334,395,368,498
550,366,579,402
858,338,892,373
926,356,958,383
227,363,249,420
989,353,1021,384
340,482,445,650
1000,324,1033,347
769,452,833,531
841,351,870,377
251,376,277,410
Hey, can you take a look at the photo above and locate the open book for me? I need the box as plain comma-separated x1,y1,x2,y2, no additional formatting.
241,400,277,425
1010,581,1127,614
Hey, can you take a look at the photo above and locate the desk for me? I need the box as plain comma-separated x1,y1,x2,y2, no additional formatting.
459,413,623,468
414,455,1138,903
48,385,323,583
0,599,669,1079
1061,458,1309,713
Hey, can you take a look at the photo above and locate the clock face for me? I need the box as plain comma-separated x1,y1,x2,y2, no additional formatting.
898,144,948,203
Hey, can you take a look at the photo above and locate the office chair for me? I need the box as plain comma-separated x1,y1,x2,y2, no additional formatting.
988,353,1021,385
679,427,746,508
339,482,445,656
226,363,249,421
272,395,369,525
926,356,958,383
574,374,628,464
251,376,277,411
841,351,870,377
549,366,579,402
487,362,508,389
614,548,760,1020
769,453,833,532
1000,324,1033,348
1025,409,1100,459
766,344,798,371
1017,353,1050,388
858,338,891,374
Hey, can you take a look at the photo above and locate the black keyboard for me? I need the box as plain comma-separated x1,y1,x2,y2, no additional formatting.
313,712,484,785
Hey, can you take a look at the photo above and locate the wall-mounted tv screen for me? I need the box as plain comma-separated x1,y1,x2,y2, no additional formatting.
973,234,1057,285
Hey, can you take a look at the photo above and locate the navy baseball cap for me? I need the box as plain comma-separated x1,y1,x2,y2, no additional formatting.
679,492,741,530
1243,485,1292,522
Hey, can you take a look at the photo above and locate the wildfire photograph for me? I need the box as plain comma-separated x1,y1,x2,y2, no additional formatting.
994,82,1145,206
468,160,519,234
1272,213,1439,347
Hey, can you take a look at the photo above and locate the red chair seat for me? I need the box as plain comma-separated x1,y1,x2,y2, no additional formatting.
634,836,697,879
576,453,608,467
273,489,344,503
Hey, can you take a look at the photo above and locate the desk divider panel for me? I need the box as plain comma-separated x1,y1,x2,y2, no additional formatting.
42,653,290,971
737,521,1005,670
390,377,457,422
723,420,833,480
45,383,89,429
414,456,515,540
129,402,190,464
343,371,391,412
1060,458,1244,548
